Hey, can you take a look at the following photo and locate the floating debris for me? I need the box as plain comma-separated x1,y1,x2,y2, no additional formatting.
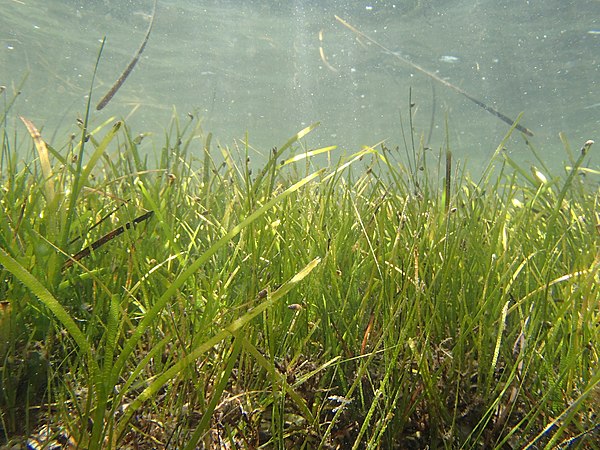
335,16,534,136
96,0,158,110
439,55,459,63
318,29,338,73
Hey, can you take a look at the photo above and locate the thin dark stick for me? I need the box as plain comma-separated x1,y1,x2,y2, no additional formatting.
335,15,534,137
68,201,128,246
96,0,158,111
63,210,154,270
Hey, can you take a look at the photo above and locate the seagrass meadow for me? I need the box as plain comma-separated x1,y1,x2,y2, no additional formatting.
0,85,599,448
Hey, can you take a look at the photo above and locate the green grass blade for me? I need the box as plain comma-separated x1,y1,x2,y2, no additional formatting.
115,257,321,440
183,335,243,450
0,247,91,357
110,169,324,386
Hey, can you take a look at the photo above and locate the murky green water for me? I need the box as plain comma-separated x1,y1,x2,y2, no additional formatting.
1,0,598,170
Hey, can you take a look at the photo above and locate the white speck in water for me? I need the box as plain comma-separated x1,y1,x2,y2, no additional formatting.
587,30,600,35
365,5,373,11
33,25,40,30
439,55,459,63
7,45,14,50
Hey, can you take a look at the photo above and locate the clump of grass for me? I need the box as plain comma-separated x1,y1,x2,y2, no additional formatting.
0,82,598,448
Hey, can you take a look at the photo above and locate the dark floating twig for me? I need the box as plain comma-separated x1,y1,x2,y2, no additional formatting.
63,210,154,270
68,200,129,246
96,0,158,111
335,15,534,137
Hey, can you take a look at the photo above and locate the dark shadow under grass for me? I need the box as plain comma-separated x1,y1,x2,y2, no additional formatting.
0,94,599,448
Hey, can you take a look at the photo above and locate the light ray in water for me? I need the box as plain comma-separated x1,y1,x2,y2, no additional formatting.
335,15,534,137
96,0,158,111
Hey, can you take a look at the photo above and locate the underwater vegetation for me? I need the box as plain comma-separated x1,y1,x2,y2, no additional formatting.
0,3,599,446
1,72,599,448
